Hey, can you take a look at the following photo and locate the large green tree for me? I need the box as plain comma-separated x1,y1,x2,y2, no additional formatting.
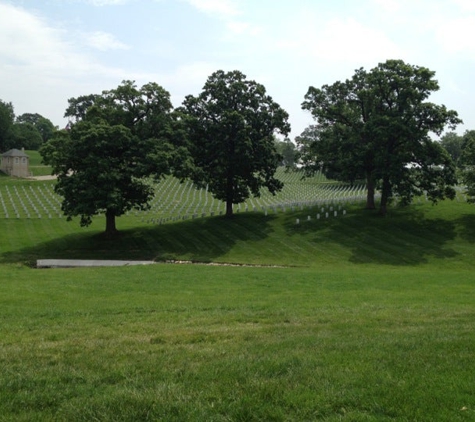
274,137,298,169
460,130,475,202
64,94,100,122
16,113,56,144
295,124,364,184
11,122,43,150
0,100,15,152
439,131,464,168
41,80,180,235
180,70,290,217
302,59,461,215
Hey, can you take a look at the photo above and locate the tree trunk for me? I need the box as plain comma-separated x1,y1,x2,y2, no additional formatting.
225,199,233,217
366,171,376,210
225,159,234,217
105,209,118,235
379,176,391,216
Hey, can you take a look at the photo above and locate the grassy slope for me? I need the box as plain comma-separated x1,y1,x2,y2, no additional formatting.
1,176,475,420
26,149,52,176
2,199,474,271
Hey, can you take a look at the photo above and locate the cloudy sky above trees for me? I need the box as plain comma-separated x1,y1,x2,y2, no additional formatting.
1,0,474,138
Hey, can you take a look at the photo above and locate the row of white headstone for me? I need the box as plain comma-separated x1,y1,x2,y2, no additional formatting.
139,198,355,224
138,187,474,224
0,185,62,219
146,169,363,213
136,177,368,221
296,209,347,225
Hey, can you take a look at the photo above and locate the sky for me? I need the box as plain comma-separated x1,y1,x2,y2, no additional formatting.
1,0,474,139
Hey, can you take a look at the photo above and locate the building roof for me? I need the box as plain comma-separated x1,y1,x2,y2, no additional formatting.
1,149,29,158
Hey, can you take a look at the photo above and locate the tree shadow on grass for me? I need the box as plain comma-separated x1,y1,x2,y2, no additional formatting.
456,213,475,244
283,206,459,266
0,214,276,266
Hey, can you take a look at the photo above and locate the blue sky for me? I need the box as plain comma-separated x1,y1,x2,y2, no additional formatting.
1,0,474,139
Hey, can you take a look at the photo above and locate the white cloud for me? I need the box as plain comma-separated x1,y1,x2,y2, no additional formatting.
183,0,240,18
0,3,129,125
172,61,218,89
87,0,129,5
372,0,402,13
1,0,473,138
182,0,260,50
0,4,73,72
226,21,262,36
320,18,403,61
453,0,475,12
0,4,125,78
86,31,129,51
277,17,404,64
436,16,475,56
445,78,466,96
144,61,220,107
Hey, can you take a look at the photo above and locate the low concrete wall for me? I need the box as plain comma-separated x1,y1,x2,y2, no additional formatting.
37,259,156,268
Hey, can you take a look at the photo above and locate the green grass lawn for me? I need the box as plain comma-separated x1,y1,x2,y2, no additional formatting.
0,176,475,421
25,149,46,167
1,264,474,421
25,149,53,176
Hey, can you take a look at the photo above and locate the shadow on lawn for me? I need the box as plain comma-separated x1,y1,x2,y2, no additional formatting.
456,214,475,244
284,206,459,266
0,213,276,266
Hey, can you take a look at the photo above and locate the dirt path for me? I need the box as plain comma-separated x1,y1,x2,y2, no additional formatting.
29,175,57,181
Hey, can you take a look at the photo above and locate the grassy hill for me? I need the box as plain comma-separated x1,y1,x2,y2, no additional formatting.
26,149,53,176
1,196,474,271
0,174,474,421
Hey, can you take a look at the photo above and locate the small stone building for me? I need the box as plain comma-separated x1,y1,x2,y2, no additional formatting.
0,148,30,178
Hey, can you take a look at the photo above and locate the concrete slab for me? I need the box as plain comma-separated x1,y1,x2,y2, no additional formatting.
37,259,155,268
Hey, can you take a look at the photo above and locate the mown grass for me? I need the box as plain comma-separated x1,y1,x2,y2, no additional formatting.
19,149,52,176
1,175,475,421
2,199,475,271
1,264,474,421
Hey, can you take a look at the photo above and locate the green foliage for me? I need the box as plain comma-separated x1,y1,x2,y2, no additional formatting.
10,122,43,150
64,93,100,122
440,131,464,167
0,99,15,152
1,107,56,152
41,80,178,234
460,130,475,202
302,59,461,215
274,137,298,168
296,124,364,184
16,113,56,143
44,122,155,230
181,70,291,216
295,125,320,175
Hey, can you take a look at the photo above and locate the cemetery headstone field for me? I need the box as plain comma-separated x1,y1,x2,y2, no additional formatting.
1,170,474,421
